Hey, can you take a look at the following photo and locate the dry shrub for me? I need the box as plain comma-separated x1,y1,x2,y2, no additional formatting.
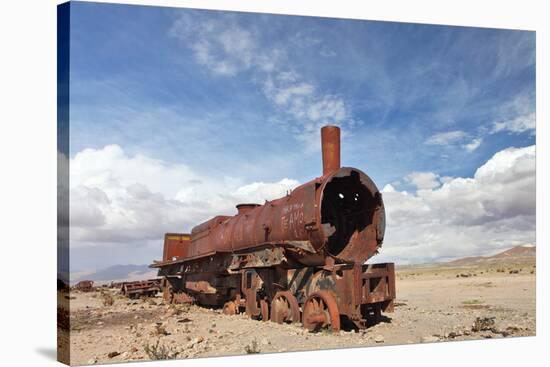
143,340,179,360
169,304,188,316
153,323,169,336
244,339,260,354
101,291,114,306
472,316,496,332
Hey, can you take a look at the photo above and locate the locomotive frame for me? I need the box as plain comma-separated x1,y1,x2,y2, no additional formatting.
151,126,395,331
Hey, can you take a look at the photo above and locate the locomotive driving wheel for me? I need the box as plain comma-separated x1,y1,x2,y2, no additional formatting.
271,291,300,324
302,291,341,332
222,301,237,315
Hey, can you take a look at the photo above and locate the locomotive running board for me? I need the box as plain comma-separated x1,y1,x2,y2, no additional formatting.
228,247,287,270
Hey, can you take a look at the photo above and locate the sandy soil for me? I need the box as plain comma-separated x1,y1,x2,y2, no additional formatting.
67,262,536,365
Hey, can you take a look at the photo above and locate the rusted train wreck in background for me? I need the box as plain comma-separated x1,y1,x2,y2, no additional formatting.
120,279,161,299
74,280,95,292
151,126,395,331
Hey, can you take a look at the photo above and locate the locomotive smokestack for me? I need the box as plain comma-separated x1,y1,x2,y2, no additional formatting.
321,125,341,176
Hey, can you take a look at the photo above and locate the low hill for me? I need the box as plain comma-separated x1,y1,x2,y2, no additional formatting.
446,245,535,266
72,264,157,284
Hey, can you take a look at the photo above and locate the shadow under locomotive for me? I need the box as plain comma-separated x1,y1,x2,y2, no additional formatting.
151,126,396,332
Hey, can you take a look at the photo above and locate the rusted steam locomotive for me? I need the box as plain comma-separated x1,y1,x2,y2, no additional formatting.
151,126,395,331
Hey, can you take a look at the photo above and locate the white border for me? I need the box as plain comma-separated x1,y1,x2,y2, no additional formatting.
0,0,546,366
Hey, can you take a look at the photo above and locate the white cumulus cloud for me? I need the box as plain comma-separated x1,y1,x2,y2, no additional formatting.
426,131,483,152
492,112,535,135
69,145,299,247
378,145,535,264
405,172,441,190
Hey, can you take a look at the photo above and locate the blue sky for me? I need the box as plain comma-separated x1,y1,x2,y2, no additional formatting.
66,2,536,271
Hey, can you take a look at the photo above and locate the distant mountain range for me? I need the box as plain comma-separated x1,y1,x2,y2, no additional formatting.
446,244,536,266
72,264,157,284
73,245,536,283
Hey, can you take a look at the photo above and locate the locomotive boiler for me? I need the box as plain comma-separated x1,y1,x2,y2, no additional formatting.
151,126,395,331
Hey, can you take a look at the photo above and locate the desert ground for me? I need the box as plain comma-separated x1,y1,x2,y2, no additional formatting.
64,258,536,365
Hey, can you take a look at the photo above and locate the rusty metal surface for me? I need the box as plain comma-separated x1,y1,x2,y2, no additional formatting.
362,263,396,305
163,233,191,261
171,292,195,304
75,280,94,292
295,263,395,324
228,246,287,270
161,278,172,303
271,291,300,324
153,125,385,267
321,125,341,176
302,291,341,332
236,203,261,215
260,299,269,321
185,280,217,294
243,269,263,318
186,170,384,265
222,301,238,315
151,125,396,331
121,279,161,298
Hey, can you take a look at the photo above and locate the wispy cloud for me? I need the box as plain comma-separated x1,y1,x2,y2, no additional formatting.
426,131,483,152
425,130,467,145
170,12,355,142
487,89,536,135
492,112,535,135
463,137,483,152
492,30,536,79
